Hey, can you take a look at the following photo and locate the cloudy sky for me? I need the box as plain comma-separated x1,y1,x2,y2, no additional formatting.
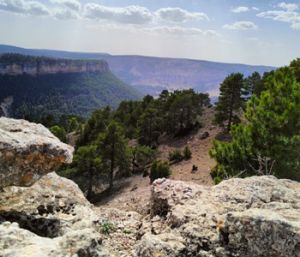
0,0,299,66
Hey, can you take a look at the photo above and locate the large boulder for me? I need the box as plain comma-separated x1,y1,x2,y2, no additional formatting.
135,176,300,257
0,117,73,188
0,172,142,257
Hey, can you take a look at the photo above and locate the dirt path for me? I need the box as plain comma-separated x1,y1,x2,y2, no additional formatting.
96,108,219,213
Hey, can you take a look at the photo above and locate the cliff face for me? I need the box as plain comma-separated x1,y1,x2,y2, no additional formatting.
0,54,141,118
0,59,110,75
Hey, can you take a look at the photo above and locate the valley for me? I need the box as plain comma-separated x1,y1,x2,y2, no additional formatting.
1,0,300,255
0,45,275,96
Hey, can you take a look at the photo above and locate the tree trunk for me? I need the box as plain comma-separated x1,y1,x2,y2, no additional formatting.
227,87,235,132
227,109,233,132
87,168,94,200
109,133,115,190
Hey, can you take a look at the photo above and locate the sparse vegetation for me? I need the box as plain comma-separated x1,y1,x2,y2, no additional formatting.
183,146,192,160
100,221,115,235
169,149,184,163
192,165,198,172
149,160,171,183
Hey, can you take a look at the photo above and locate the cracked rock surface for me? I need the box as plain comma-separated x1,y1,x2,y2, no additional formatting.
0,117,73,188
135,177,300,257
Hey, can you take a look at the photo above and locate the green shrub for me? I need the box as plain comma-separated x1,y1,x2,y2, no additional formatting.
168,149,184,163
183,146,192,160
100,221,114,235
50,125,67,142
150,160,171,183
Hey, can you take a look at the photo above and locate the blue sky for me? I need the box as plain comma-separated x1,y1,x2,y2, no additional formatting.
0,0,299,66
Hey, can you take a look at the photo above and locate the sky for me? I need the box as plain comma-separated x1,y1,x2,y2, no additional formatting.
0,0,299,66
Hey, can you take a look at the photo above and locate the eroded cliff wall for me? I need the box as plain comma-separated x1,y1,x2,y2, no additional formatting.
0,55,109,75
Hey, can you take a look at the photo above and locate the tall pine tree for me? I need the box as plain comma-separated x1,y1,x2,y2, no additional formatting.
97,121,130,189
215,73,244,131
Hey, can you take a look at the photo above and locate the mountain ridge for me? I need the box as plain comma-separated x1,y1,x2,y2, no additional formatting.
0,44,276,67
0,44,275,96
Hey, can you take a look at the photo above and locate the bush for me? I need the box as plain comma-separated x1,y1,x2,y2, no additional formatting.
183,146,192,160
50,125,67,142
149,160,171,183
192,164,198,172
100,221,115,235
168,149,184,162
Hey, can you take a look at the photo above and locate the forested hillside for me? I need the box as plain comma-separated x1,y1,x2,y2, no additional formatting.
0,54,141,119
53,58,300,201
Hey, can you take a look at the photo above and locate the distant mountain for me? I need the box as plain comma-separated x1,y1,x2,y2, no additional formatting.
0,44,275,96
0,53,141,118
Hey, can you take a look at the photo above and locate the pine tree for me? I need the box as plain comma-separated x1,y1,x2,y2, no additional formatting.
97,121,130,189
138,107,161,147
215,73,244,131
73,145,101,200
243,72,262,100
210,67,300,182
290,58,300,82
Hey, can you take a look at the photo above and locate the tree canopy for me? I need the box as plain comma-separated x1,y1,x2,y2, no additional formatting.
210,63,300,183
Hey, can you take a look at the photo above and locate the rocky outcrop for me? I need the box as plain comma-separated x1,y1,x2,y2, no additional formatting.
0,117,73,188
0,118,299,257
135,177,300,257
0,172,142,257
1,173,299,257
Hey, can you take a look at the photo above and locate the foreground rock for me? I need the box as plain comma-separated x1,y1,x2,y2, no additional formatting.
0,172,141,257
0,117,73,188
135,177,300,257
1,118,299,257
1,173,299,257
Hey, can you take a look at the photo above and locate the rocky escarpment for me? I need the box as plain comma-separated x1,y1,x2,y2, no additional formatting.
0,117,73,188
136,177,300,257
0,118,299,257
0,54,109,76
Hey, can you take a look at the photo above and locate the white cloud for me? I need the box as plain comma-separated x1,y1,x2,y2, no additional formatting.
144,26,219,37
223,21,258,30
231,6,249,13
50,0,81,11
54,8,79,19
257,8,300,29
0,0,50,16
278,2,298,11
155,7,209,23
83,4,153,25
0,0,219,35
252,7,259,11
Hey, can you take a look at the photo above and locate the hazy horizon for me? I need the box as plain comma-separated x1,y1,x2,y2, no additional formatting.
1,0,300,66
0,43,279,67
